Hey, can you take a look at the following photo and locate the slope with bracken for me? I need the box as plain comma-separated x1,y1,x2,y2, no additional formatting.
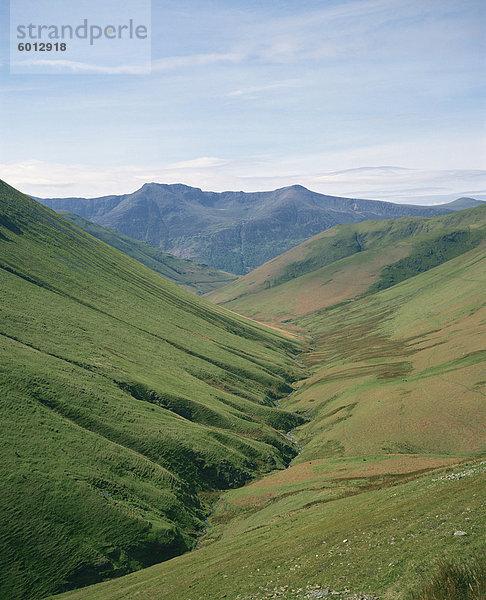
206,204,486,324
0,180,305,600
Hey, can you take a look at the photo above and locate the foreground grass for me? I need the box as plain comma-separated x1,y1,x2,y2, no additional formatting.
406,556,486,600
53,459,486,600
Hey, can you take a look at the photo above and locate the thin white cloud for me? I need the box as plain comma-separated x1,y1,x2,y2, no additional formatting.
309,165,486,202
231,0,409,64
1,158,485,205
227,80,299,98
13,50,246,75
12,59,150,75
164,157,228,169
152,52,245,71
327,166,413,175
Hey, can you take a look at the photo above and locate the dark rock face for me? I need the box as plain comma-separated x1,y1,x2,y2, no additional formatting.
40,183,454,274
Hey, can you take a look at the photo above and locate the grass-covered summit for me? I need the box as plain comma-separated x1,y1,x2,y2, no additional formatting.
0,180,303,599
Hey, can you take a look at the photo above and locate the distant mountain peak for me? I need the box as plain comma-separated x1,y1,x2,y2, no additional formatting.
40,184,454,275
282,184,310,191
456,196,482,202
439,197,484,210
274,184,313,194
138,182,202,193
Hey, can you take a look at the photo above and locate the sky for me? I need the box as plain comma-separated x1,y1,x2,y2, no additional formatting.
0,0,485,203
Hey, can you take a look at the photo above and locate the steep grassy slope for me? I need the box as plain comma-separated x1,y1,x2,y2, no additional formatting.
54,226,486,600
206,205,486,322
0,180,304,599
40,183,452,274
57,211,236,294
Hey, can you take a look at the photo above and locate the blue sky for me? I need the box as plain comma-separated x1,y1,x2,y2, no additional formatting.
0,0,485,202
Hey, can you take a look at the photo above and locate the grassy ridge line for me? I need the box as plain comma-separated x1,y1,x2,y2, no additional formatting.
56,211,237,295
366,228,485,294
0,180,305,598
206,205,486,321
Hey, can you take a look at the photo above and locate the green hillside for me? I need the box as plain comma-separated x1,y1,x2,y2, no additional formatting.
206,205,486,323
56,211,236,294
0,180,304,599
53,221,486,600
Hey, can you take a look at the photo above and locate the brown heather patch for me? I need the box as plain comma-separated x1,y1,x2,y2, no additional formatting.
234,490,276,508
219,307,303,339
322,455,463,479
220,456,467,530
101,346,136,361
249,459,331,488
233,455,462,502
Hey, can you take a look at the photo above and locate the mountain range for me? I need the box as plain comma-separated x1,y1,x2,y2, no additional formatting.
39,183,476,275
